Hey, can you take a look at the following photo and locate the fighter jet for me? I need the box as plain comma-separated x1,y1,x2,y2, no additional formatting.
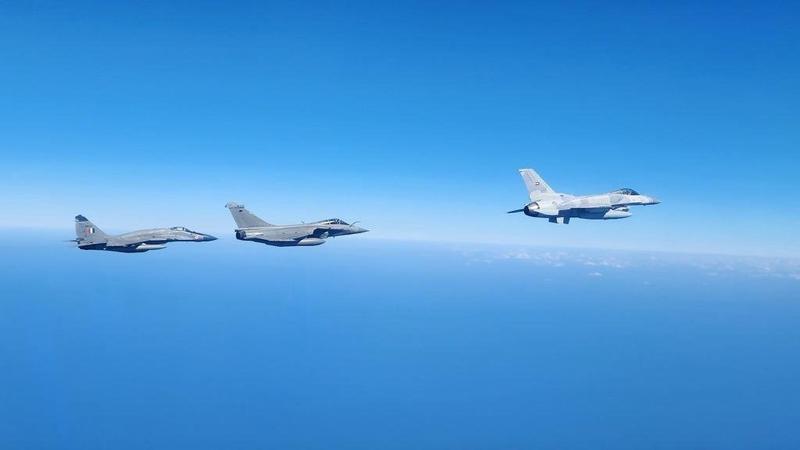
225,202,368,246
72,215,217,252
508,168,659,224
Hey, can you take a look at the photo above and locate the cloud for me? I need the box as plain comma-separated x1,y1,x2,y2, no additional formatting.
456,244,800,281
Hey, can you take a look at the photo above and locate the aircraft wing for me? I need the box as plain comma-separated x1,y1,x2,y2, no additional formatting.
101,238,168,252
112,237,168,247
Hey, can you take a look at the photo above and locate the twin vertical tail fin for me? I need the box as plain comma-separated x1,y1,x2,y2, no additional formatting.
225,202,273,228
75,215,108,244
518,168,554,199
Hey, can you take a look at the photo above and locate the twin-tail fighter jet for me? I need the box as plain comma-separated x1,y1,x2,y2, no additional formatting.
72,215,217,252
225,202,368,246
508,169,659,224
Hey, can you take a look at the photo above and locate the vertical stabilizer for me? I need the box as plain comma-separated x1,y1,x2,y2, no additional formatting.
75,215,108,244
518,168,555,198
225,202,273,228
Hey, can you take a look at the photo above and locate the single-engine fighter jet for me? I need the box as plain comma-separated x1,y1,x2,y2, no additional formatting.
508,169,659,224
226,202,368,246
72,215,217,252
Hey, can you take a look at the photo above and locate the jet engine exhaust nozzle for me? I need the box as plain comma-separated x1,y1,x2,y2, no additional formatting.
524,203,540,216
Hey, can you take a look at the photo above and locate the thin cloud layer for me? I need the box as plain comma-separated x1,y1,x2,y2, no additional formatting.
459,244,800,281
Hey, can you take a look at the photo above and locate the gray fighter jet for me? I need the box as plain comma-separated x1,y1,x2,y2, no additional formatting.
508,168,659,224
226,202,368,246
72,215,217,252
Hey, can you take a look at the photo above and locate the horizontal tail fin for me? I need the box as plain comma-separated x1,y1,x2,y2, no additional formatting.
225,202,273,228
75,215,108,244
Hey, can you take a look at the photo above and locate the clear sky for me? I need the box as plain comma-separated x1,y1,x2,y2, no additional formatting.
1,1,798,256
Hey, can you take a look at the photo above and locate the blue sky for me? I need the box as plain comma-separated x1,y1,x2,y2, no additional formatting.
1,1,798,256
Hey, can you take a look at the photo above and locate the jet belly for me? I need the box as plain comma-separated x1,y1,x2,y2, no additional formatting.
296,238,325,246
102,243,167,252
236,225,324,246
574,208,631,220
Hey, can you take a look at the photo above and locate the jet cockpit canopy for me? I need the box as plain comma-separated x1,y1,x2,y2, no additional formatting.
321,218,349,225
612,188,640,195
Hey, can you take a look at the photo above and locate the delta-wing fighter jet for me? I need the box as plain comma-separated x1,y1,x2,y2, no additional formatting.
226,202,368,246
508,169,659,224
72,215,217,252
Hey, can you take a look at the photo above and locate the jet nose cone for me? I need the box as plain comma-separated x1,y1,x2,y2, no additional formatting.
649,197,661,205
203,234,218,241
351,226,369,234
